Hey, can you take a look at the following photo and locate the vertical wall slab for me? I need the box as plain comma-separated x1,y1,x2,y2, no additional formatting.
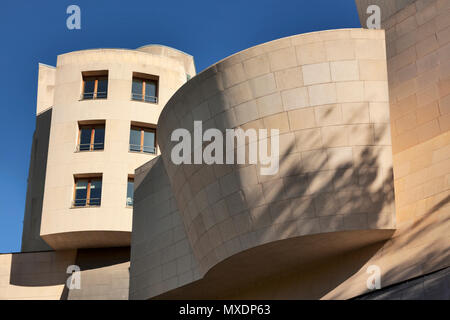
129,157,200,299
350,0,450,297
21,64,56,252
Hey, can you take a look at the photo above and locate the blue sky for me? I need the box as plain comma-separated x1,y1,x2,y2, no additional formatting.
0,0,361,253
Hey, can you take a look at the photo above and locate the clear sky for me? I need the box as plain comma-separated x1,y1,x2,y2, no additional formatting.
0,0,361,253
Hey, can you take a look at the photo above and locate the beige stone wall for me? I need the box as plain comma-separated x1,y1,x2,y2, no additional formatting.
37,46,195,249
129,157,200,299
133,11,450,297
131,28,397,299
66,247,130,300
0,248,130,300
21,64,57,252
36,64,55,115
380,0,450,221
0,250,76,300
202,0,450,300
136,45,196,77
21,108,53,252
178,0,450,300
340,0,450,296
157,28,394,276
384,0,450,154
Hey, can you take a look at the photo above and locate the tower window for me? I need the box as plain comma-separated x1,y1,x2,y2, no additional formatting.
131,72,158,103
77,123,105,151
129,125,156,154
82,71,108,99
73,176,102,207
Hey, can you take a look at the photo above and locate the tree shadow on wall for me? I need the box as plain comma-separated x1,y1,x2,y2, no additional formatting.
153,104,449,299
203,108,449,299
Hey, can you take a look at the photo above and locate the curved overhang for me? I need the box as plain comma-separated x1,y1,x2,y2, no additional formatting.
41,231,131,250
153,229,394,299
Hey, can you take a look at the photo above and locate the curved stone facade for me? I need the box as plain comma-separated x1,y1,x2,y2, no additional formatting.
130,28,396,299
35,46,195,250
157,28,394,274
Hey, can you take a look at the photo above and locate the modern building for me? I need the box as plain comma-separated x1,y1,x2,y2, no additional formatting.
1,0,449,300
1,45,196,299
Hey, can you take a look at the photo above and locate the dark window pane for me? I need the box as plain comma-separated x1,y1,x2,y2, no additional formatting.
96,79,108,98
83,80,95,99
89,179,102,206
74,180,88,206
143,130,155,153
129,128,141,152
93,128,105,150
145,81,157,102
127,180,134,206
132,79,143,100
79,128,92,151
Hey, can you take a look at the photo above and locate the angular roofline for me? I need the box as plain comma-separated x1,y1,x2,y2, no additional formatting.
38,62,56,69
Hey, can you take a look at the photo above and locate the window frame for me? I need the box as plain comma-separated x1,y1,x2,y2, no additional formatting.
129,125,157,154
72,176,102,208
77,124,105,152
81,71,108,100
131,73,159,103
